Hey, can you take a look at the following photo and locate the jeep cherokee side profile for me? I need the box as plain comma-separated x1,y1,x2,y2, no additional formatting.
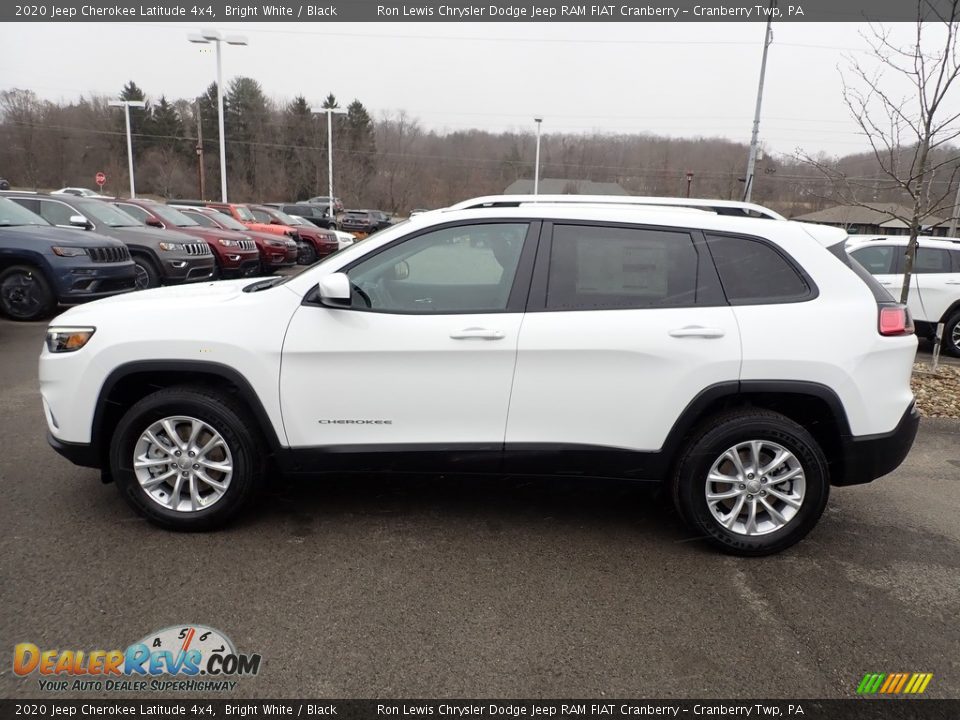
40,199,919,555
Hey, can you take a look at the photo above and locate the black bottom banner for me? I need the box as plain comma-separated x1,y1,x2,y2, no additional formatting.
1,700,958,720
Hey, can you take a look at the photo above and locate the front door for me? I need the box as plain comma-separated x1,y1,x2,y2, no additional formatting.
280,221,537,463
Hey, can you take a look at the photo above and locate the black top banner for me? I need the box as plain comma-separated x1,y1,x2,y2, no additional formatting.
2,0,957,22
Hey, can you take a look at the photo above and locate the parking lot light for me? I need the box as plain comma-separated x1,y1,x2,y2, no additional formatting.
188,28,248,203
108,100,146,199
310,106,347,220
534,117,543,196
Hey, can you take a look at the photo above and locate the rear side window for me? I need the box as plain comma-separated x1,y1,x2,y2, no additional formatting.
37,200,77,227
546,225,699,310
850,245,897,274
953,251,960,273
116,204,151,223
914,247,951,273
184,211,217,228
706,234,811,304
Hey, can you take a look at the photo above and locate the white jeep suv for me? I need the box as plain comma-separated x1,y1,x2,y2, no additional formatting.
846,235,960,357
39,196,920,555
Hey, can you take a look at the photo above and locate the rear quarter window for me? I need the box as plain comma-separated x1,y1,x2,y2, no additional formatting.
705,233,813,305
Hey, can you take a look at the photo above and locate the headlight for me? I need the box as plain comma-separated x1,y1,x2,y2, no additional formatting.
52,247,88,257
218,238,239,247
267,239,285,248
46,327,96,353
158,242,185,251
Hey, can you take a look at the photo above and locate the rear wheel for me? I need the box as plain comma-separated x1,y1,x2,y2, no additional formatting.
943,310,960,358
132,255,160,289
109,386,265,530
671,409,829,556
0,265,56,321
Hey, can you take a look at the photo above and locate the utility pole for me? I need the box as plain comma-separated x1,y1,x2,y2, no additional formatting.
948,178,960,237
685,171,694,198
533,117,543,196
743,1,775,203
195,101,206,200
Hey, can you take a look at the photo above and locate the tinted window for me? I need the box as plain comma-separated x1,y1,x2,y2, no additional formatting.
953,251,960,273
38,200,78,226
850,245,897,275
75,200,142,227
347,223,528,313
250,209,272,223
707,234,810,304
0,197,47,226
546,225,698,310
914,247,951,273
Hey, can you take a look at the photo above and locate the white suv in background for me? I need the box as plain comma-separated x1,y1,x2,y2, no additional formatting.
39,196,919,555
847,236,960,357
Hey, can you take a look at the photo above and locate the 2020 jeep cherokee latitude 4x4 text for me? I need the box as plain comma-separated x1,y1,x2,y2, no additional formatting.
40,198,920,555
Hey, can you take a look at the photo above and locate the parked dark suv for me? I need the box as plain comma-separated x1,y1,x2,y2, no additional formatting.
7,194,214,289
265,203,336,230
340,209,392,235
0,196,136,321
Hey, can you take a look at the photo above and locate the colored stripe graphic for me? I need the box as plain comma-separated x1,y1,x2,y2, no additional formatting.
857,672,933,694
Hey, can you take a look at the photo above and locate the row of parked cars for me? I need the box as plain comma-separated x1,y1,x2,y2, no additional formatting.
0,192,358,321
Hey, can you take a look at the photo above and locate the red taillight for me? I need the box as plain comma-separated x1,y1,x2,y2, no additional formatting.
879,305,914,336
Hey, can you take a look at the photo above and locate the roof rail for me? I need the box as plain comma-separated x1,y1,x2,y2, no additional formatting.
446,194,786,221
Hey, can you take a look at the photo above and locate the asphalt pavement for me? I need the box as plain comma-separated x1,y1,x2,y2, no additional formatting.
1,318,958,700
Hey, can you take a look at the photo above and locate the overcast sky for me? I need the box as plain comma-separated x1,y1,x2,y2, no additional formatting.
0,21,951,158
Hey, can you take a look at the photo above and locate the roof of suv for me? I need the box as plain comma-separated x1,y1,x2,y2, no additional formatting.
447,194,787,221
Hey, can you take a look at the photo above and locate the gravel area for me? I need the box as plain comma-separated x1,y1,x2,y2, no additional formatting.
912,362,960,419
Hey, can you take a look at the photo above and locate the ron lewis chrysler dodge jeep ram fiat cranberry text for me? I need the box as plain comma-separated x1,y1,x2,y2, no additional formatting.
39,196,919,555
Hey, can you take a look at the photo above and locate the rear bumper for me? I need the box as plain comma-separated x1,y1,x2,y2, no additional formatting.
47,432,99,469
834,402,920,486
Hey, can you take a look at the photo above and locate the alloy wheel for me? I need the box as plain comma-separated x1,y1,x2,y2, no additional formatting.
132,415,234,512
0,271,41,318
705,440,806,536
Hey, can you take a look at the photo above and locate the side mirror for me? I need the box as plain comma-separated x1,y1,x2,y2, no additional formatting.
317,272,351,306
146,218,163,228
68,215,91,229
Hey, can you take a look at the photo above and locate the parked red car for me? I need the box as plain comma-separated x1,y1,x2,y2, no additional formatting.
172,205,298,273
168,200,293,240
112,199,260,278
247,204,340,264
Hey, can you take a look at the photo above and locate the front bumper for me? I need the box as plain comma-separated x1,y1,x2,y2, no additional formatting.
57,263,137,303
162,255,216,283
48,431,99,469
834,402,920,486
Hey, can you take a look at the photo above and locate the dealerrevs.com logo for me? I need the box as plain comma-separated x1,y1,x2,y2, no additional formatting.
13,625,262,693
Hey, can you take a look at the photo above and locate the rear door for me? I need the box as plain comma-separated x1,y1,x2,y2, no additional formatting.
914,246,960,325
848,242,925,320
504,221,741,476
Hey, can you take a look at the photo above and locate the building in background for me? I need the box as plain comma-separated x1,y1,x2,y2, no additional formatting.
792,203,951,237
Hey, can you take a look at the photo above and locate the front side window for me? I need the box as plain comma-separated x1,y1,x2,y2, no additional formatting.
77,200,142,227
850,244,898,275
115,203,152,224
346,223,528,313
546,224,699,310
183,211,217,228
707,234,811,304
250,209,272,223
38,200,78,227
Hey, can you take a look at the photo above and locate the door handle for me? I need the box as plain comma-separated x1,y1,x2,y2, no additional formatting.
879,281,893,286
946,280,960,285
668,326,726,339
450,327,505,340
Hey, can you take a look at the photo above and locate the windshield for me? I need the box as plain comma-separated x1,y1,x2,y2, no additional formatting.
234,206,256,222
78,199,144,227
208,211,247,231
0,197,49,227
149,204,199,227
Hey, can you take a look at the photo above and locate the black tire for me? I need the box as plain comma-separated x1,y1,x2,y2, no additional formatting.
210,262,222,281
943,310,960,358
298,243,317,265
131,254,160,290
0,264,56,321
670,408,830,556
109,386,265,531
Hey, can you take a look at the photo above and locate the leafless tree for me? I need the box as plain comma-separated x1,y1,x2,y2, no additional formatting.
804,0,960,304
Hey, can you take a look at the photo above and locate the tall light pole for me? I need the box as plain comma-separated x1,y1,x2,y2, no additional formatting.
108,99,146,198
743,2,775,203
188,28,248,202
533,117,543,196
311,106,347,218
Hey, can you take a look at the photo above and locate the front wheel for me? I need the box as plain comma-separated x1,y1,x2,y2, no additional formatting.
132,255,160,289
0,265,56,321
298,243,317,265
109,387,265,530
671,409,829,556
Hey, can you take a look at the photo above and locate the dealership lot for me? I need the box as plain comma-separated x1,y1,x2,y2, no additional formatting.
1,317,959,699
